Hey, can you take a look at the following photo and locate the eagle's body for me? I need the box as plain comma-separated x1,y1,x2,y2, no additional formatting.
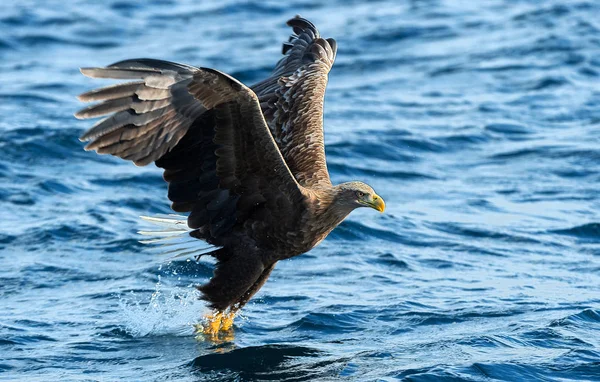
77,17,384,335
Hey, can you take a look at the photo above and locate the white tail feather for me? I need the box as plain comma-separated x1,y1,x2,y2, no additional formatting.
140,215,190,227
138,214,218,261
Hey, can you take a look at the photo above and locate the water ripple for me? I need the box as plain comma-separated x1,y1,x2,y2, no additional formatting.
2,0,599,380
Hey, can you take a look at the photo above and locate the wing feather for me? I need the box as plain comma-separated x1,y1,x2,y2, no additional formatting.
251,16,337,188
77,81,144,102
77,60,307,249
77,59,202,165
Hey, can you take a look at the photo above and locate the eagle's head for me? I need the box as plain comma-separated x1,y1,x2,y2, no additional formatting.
334,181,385,213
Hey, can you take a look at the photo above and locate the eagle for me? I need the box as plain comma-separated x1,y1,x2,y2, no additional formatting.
76,16,385,336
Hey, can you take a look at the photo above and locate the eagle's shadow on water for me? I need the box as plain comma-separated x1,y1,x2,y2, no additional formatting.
189,344,334,381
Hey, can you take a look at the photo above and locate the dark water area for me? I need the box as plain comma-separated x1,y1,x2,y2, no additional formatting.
1,0,600,380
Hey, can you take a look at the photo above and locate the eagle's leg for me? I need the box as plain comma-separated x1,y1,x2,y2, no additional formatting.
220,262,277,331
195,309,234,335
195,261,277,336
220,310,236,331
202,311,223,335
193,311,222,337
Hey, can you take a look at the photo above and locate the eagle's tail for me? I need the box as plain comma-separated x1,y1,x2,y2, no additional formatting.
138,214,217,261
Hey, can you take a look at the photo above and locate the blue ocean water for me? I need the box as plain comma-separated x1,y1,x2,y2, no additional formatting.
1,0,600,380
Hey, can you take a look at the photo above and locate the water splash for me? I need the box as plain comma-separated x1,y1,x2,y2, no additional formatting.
118,276,206,337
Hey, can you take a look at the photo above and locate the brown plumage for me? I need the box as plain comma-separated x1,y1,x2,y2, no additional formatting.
76,16,385,332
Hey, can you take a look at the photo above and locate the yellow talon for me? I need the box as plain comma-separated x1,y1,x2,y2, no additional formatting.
220,311,236,331
194,310,238,341
203,312,223,335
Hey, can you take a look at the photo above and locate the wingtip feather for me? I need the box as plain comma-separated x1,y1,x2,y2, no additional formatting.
80,67,98,78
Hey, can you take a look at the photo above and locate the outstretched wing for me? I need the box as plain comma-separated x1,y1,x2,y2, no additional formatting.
76,59,203,166
252,16,337,188
77,60,307,251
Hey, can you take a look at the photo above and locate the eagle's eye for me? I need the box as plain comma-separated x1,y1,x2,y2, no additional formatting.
356,191,365,198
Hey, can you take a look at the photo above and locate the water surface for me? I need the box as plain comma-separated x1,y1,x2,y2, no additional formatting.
1,0,600,381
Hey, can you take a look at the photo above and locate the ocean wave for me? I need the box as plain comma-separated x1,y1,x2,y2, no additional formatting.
2,0,600,380
551,223,600,240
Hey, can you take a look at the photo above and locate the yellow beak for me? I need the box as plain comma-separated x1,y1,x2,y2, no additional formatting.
369,194,385,213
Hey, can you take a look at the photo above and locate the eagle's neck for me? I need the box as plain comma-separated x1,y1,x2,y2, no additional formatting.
306,186,356,244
